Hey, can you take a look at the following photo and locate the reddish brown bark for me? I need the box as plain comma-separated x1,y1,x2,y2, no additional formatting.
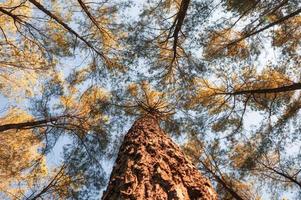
102,115,217,200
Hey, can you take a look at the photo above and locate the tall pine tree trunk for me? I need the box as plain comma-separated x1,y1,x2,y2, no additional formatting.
102,115,217,200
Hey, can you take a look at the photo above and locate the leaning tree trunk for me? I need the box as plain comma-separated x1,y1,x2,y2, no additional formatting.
102,115,217,200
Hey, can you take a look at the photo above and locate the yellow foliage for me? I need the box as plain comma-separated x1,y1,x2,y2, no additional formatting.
229,138,279,169
190,67,294,113
265,14,279,23
189,78,229,114
0,108,33,124
218,174,261,200
273,16,301,53
45,167,83,199
46,19,72,55
80,87,110,110
60,95,77,110
204,29,249,59
104,57,125,71
230,143,254,168
126,81,174,117
240,68,293,109
156,38,185,82
60,86,110,132
0,0,32,34
253,69,292,88
0,39,54,100
0,108,47,198
182,137,203,165
163,0,182,11
211,118,240,132
128,83,138,96
85,5,126,71
141,81,170,110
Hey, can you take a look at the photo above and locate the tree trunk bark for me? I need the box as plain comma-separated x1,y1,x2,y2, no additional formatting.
102,115,217,200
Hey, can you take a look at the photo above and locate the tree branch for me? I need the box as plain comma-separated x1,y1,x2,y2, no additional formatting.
221,82,301,96
166,0,190,63
226,7,301,47
199,159,245,200
77,0,104,33
28,0,106,59
0,117,59,132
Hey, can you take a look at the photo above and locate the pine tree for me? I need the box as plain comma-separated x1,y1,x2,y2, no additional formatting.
102,115,216,199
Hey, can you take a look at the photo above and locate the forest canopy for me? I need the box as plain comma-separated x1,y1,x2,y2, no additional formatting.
0,0,300,199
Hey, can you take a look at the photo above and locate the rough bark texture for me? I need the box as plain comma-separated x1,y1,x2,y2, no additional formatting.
102,115,217,200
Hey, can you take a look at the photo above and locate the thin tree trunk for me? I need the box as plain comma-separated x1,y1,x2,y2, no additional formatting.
102,115,217,200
